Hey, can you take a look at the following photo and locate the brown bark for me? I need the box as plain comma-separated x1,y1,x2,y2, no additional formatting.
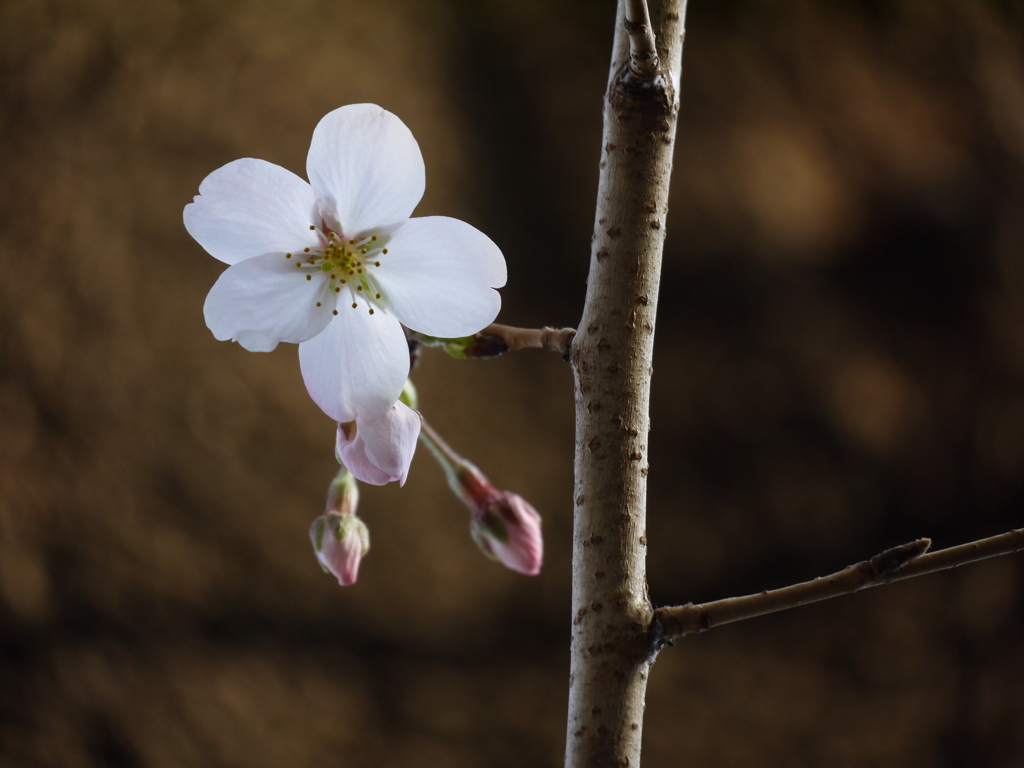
565,2,688,767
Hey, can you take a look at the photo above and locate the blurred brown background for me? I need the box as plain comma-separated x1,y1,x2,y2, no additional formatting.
1,0,1023,766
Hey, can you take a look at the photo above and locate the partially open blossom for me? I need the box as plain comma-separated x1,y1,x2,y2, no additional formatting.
184,104,506,424
418,419,543,575
311,468,368,586
336,401,420,486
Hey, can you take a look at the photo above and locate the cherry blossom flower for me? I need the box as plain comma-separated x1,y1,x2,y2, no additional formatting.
336,401,420,486
184,104,506,423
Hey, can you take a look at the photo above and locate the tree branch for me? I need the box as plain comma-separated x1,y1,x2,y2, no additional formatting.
651,528,1024,645
566,2,687,767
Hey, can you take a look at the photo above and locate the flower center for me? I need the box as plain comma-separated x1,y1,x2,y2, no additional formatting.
284,224,390,316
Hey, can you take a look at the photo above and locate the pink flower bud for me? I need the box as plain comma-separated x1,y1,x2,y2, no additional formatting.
469,491,544,576
310,511,370,586
336,401,420,486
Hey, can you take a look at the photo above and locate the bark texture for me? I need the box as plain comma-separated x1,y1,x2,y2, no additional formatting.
565,2,688,767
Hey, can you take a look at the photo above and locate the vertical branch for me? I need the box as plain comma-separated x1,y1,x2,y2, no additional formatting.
566,1,687,767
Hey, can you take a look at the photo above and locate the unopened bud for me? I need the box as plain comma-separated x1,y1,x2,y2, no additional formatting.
470,491,543,576
310,511,370,587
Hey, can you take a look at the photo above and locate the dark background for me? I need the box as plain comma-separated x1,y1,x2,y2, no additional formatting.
1,0,1023,766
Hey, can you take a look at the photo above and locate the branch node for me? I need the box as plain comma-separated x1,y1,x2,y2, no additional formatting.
868,538,932,576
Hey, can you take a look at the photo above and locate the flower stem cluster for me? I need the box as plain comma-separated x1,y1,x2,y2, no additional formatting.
187,104,547,588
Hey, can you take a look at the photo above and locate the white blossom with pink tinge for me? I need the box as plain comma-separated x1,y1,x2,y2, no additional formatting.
184,104,506,424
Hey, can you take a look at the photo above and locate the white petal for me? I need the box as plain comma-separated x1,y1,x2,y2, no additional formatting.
336,431,397,486
375,216,506,338
359,403,421,486
298,301,410,423
204,252,336,351
184,158,320,265
306,104,425,238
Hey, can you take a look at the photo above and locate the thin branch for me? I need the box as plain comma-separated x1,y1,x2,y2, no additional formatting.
478,324,576,358
652,528,1024,645
624,0,660,82
405,325,575,361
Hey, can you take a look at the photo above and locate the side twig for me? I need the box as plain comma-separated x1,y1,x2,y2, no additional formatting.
478,324,576,358
624,0,660,82
405,325,575,361
652,528,1024,645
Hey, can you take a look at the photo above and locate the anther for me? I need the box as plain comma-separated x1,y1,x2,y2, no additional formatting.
371,235,377,241
356,286,362,291
333,309,339,315
351,302,357,308
335,287,341,293
304,247,310,253
286,253,292,258
309,225,315,230
306,275,311,281
382,248,388,254
374,261,380,267
316,302,321,307
369,308,375,315
375,293,381,299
